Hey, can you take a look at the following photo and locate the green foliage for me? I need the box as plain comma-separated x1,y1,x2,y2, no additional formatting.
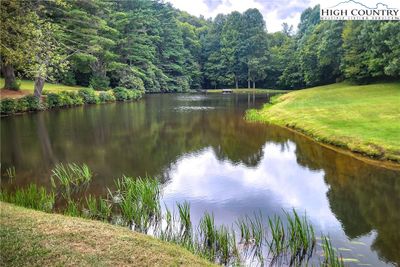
99,91,116,103
119,75,145,91
15,96,29,112
0,98,17,114
61,71,77,86
112,86,142,102
20,95,41,111
46,91,84,108
60,91,84,106
8,80,21,91
2,1,398,92
1,95,41,115
46,93,61,109
84,195,111,221
64,200,81,217
112,87,129,101
0,184,54,213
78,88,99,104
89,75,110,91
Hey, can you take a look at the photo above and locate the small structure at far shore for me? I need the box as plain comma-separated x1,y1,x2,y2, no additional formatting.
222,89,233,94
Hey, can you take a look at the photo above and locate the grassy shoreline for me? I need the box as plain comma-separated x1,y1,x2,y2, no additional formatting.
246,82,400,163
206,88,292,94
0,202,214,266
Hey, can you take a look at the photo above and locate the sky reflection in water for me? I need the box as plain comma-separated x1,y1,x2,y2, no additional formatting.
162,143,390,266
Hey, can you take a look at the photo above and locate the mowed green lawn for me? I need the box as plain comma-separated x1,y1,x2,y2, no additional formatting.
0,78,86,93
247,82,400,162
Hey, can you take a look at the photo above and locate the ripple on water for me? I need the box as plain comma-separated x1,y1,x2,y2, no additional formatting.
174,106,216,111
175,95,209,101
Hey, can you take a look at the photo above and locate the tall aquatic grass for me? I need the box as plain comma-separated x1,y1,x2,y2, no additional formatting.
285,209,315,265
267,215,286,260
236,216,251,245
266,210,316,265
215,225,239,265
0,184,54,212
198,212,218,260
159,205,176,242
177,201,192,246
64,199,81,217
321,236,344,267
114,176,161,233
50,163,92,200
196,212,239,265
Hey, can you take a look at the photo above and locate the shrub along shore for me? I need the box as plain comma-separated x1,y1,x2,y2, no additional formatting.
246,82,400,162
1,163,345,266
0,86,143,116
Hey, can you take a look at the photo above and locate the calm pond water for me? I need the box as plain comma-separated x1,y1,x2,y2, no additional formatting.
1,93,399,266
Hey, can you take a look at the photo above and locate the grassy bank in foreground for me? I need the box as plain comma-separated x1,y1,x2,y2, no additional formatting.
0,202,214,267
246,82,400,162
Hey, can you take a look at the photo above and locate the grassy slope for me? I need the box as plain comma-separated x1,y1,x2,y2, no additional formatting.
0,202,214,267
0,78,86,93
246,82,400,162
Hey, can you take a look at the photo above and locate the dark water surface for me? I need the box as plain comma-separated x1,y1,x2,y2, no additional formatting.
1,93,399,266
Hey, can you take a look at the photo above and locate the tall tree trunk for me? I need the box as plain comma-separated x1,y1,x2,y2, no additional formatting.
2,63,16,90
253,81,255,89
34,76,45,98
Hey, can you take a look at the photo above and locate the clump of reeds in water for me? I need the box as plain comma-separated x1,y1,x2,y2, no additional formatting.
50,163,92,201
267,214,286,261
84,194,112,221
177,201,193,248
0,184,54,212
285,209,315,265
321,236,344,267
113,176,161,233
266,209,316,265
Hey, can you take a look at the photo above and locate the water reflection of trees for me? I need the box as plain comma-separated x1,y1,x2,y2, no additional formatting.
1,95,269,189
263,125,400,266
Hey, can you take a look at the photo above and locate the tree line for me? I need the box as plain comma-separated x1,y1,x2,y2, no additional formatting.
1,0,399,96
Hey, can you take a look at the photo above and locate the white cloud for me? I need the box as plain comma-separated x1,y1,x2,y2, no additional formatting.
165,0,320,32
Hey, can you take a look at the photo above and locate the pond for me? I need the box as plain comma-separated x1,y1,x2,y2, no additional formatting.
1,93,399,266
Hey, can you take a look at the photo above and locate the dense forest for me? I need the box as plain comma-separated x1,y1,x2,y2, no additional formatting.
1,0,399,95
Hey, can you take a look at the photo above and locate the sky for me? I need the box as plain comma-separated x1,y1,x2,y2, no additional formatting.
165,0,320,32
165,0,400,32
